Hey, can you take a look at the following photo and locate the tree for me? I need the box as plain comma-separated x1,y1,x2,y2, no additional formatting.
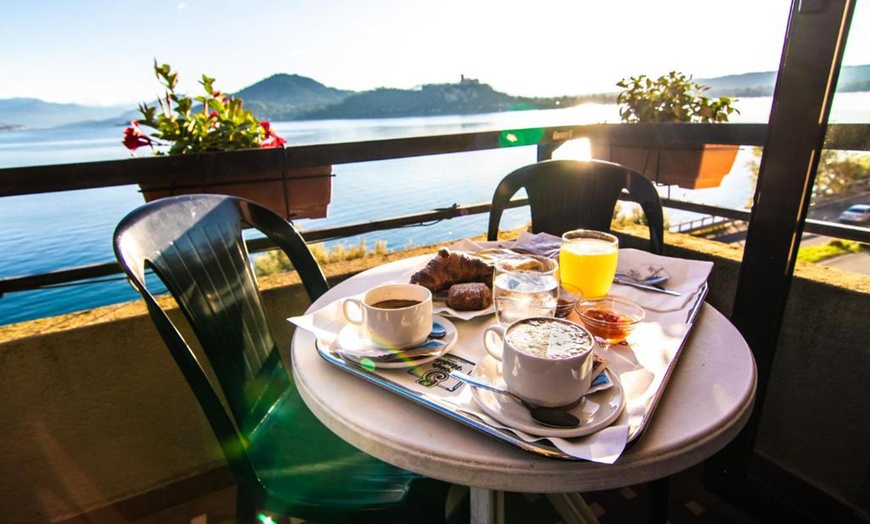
747,148,870,202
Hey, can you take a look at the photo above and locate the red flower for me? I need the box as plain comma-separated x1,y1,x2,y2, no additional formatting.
259,121,287,148
122,121,154,152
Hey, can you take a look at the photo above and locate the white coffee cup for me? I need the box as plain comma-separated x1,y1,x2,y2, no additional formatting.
342,283,433,349
483,316,595,407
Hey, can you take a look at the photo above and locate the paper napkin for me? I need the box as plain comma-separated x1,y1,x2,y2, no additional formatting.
611,248,713,313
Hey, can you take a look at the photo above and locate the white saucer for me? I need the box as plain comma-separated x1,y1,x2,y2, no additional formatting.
433,300,495,320
469,355,625,438
335,315,457,369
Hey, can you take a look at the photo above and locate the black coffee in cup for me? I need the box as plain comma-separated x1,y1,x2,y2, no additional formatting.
371,299,422,309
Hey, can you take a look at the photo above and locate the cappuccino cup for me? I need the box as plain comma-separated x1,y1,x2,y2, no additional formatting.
483,316,595,407
342,283,433,349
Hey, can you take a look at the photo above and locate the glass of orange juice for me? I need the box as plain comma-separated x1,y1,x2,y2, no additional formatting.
559,230,619,299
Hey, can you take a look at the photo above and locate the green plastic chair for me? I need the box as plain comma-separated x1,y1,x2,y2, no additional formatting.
487,159,665,254
113,194,450,524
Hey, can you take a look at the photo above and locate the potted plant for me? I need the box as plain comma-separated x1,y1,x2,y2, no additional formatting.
123,62,332,219
590,71,740,189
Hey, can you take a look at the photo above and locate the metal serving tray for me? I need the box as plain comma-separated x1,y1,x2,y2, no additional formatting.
314,283,707,460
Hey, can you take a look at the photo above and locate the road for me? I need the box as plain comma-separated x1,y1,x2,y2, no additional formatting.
807,192,870,223
803,193,869,276
694,192,869,277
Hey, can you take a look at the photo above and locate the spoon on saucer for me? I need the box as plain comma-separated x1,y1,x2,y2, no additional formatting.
613,273,681,296
346,338,448,363
450,371,581,428
614,271,670,285
429,322,447,339
338,321,451,363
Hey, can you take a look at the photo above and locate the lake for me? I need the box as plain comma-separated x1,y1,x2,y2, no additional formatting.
1,93,867,326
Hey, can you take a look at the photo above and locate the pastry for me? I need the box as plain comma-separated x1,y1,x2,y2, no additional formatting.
447,282,492,311
409,248,494,292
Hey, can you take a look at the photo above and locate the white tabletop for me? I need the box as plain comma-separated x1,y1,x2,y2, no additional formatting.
291,255,757,494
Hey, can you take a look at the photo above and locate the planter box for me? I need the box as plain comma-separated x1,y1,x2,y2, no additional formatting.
137,148,332,219
589,142,739,189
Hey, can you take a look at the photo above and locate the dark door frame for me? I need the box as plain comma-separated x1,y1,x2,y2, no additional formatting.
705,1,859,522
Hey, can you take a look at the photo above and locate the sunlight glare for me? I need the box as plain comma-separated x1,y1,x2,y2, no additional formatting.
552,138,592,160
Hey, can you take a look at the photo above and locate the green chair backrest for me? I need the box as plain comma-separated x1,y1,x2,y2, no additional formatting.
487,159,665,254
113,194,329,487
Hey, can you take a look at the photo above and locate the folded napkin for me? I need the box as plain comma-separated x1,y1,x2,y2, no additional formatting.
288,295,354,346
454,406,629,464
510,231,563,259
444,233,562,259
611,248,712,313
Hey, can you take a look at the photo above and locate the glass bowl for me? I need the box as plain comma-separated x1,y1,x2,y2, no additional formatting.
574,295,645,348
555,285,581,318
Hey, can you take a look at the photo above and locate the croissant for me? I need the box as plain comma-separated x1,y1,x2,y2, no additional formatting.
410,248,494,292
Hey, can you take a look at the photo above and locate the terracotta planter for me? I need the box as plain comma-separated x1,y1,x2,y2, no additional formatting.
589,142,739,189
138,148,332,219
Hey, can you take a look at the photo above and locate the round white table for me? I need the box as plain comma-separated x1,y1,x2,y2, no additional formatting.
291,256,756,524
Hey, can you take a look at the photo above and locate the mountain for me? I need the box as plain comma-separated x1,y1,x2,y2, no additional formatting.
234,74,588,121
698,71,778,97
2,65,869,129
0,75,351,129
835,64,870,92
0,98,129,129
296,77,573,120
699,64,870,97
233,74,353,121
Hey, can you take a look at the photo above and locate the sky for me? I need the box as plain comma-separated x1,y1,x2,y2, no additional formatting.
1,0,868,107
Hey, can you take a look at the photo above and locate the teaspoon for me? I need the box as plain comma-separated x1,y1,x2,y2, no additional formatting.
613,274,681,296
450,371,581,428
346,339,447,363
614,271,670,285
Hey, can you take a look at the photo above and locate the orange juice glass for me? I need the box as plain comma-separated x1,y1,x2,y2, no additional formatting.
559,230,619,299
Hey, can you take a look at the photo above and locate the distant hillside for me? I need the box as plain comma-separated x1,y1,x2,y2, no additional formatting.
699,64,870,97
699,71,778,97
0,98,128,128
836,64,870,92
298,78,567,120
234,74,353,121
2,65,868,129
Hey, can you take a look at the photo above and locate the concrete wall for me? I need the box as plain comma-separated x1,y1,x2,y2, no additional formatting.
0,303,222,522
0,247,434,522
759,267,870,514
0,234,867,521
660,234,870,518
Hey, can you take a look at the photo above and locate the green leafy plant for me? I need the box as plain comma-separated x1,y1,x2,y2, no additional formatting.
797,239,866,264
616,71,738,123
123,62,285,156
254,239,389,276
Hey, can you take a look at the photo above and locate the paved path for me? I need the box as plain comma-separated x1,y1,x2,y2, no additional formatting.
818,249,870,274
682,190,870,277
800,233,869,276
684,227,868,277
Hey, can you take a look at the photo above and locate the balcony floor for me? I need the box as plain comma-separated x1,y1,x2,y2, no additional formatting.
110,463,761,524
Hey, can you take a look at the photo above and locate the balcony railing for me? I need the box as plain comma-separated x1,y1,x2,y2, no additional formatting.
1,122,868,298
